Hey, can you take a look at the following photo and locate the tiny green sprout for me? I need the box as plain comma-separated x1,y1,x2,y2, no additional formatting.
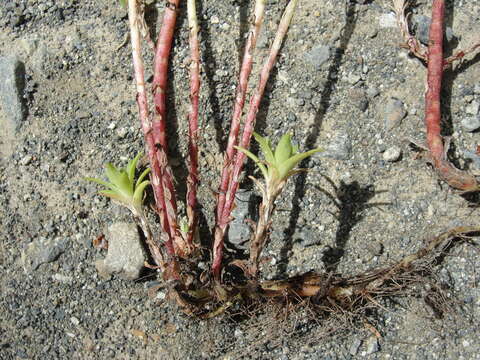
179,218,189,237
118,0,127,8
85,153,151,215
235,132,322,192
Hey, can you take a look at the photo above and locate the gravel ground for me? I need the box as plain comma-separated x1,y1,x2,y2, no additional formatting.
1,0,480,359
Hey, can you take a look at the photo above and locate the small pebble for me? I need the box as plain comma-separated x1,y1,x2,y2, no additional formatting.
465,101,479,116
346,73,361,85
322,133,351,160
364,336,380,355
305,45,330,69
156,291,167,300
379,13,397,28
366,87,380,98
384,98,407,130
461,117,480,132
463,150,480,169
350,89,368,111
349,338,362,356
383,146,402,162
20,155,33,166
116,127,128,138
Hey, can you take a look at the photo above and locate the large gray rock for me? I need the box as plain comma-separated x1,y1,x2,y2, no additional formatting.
22,237,67,273
95,222,146,280
0,56,26,130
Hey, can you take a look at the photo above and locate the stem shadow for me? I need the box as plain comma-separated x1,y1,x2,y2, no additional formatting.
318,179,377,272
197,0,225,149
277,0,358,276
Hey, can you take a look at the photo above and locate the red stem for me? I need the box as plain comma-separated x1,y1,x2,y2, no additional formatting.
215,0,266,223
425,0,444,161
152,0,180,149
128,0,174,259
186,0,200,247
425,0,478,192
223,4,295,223
212,0,298,279
151,0,185,253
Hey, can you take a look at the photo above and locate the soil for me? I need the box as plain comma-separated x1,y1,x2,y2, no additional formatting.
1,0,479,359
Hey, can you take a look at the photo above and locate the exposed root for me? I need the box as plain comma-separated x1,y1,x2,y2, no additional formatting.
160,226,479,318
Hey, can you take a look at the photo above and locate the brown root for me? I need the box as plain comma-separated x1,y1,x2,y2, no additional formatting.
157,226,479,318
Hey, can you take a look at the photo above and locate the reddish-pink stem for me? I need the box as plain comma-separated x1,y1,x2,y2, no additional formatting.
424,0,478,192
425,0,444,161
151,0,184,253
212,0,298,279
128,0,174,260
215,0,266,223
186,0,200,246
152,0,180,149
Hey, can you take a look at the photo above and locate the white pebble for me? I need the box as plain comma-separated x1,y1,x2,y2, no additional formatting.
379,13,397,28
383,146,402,162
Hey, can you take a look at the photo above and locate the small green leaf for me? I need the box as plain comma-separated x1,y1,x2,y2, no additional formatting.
86,153,151,212
274,133,293,164
277,148,323,179
119,0,127,8
84,177,117,191
105,163,120,184
180,218,189,235
127,153,142,183
99,190,128,205
235,146,268,179
136,167,151,188
133,180,150,206
253,132,275,165
291,143,299,154
115,170,134,197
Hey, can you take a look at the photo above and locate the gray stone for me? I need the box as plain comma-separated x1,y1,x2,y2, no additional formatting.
21,237,67,273
461,116,480,132
364,336,380,355
297,228,321,247
465,101,479,116
366,87,380,98
19,38,39,57
349,89,368,111
0,56,26,130
349,338,362,356
384,98,407,130
379,13,397,28
31,43,50,75
322,133,351,160
474,84,480,95
228,191,254,247
463,150,480,169
95,222,145,280
383,146,402,162
413,15,455,46
346,73,361,85
306,45,330,69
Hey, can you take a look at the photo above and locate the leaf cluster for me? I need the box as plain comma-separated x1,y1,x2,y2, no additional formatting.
236,132,322,186
85,153,150,215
